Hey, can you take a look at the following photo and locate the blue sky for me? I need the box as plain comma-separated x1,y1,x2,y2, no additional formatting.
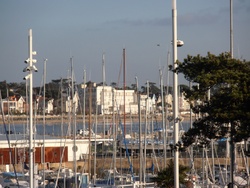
0,0,249,88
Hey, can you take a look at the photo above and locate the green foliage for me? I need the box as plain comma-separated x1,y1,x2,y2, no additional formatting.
151,159,189,188
0,81,26,98
141,82,161,95
177,52,250,147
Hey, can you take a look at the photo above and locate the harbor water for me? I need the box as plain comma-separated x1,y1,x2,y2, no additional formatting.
0,120,191,137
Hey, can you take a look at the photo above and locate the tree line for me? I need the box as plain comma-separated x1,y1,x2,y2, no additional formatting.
0,79,189,102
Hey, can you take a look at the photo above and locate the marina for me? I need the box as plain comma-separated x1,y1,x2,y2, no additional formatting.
0,0,249,187
0,116,249,187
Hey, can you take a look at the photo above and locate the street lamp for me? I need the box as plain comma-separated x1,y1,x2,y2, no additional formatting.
171,0,184,187
171,39,184,47
177,40,184,47
23,29,37,188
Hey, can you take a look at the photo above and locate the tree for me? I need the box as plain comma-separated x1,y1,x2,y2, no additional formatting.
151,159,190,188
0,81,26,98
141,82,160,95
130,83,137,91
96,82,107,86
110,82,119,89
175,52,250,146
179,84,189,94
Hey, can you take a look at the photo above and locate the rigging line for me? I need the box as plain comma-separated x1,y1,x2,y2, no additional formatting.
148,118,160,172
117,58,123,88
76,85,84,130
205,145,215,183
240,143,249,177
214,141,226,185
56,77,76,187
186,147,197,177
38,74,44,96
0,91,20,187
114,100,135,181
36,73,44,117
54,113,72,188
118,114,135,181
8,110,17,142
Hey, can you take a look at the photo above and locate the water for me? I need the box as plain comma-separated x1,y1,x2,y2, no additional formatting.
0,120,191,136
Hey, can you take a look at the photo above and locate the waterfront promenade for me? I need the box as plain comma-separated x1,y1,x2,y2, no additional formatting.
0,113,192,125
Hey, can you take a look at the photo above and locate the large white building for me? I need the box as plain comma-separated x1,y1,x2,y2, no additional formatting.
80,83,191,115
83,84,156,115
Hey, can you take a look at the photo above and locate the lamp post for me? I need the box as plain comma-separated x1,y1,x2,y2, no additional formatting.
171,2,184,185
23,29,37,188
172,0,179,187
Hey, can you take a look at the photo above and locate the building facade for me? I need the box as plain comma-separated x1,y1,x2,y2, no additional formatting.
83,84,156,115
1,95,26,114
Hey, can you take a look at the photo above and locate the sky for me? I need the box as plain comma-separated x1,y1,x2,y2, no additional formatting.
0,0,249,88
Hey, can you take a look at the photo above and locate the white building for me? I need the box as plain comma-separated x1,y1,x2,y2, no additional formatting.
84,84,156,115
156,92,190,113
179,92,190,112
66,92,79,113
0,134,111,164
1,95,26,114
37,96,54,114
140,94,156,114
113,89,137,114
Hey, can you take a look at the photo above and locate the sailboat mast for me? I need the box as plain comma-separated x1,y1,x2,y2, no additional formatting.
165,50,170,130
123,48,126,135
88,82,92,181
43,58,47,188
93,104,98,185
102,53,106,136
112,87,117,185
71,57,74,104
102,53,106,86
143,80,149,183
136,77,142,184
229,1,235,187
160,69,167,168
83,69,86,133
70,57,78,186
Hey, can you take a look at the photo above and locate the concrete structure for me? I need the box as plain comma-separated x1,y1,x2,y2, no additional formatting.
0,134,111,164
